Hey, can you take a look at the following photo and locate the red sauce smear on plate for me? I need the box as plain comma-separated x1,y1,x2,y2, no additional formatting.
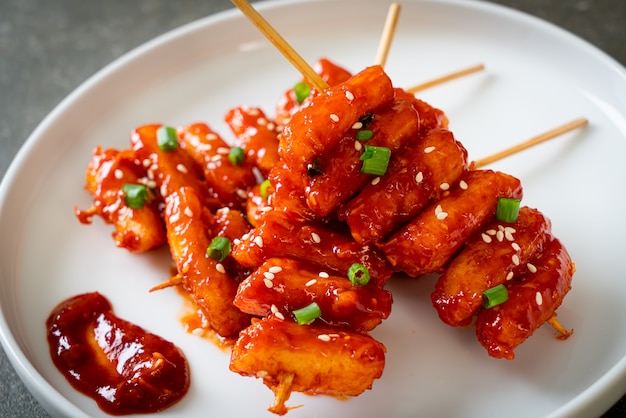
46,292,190,415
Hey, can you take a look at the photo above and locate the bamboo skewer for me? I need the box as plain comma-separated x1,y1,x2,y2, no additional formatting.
374,2,402,67
471,117,589,169
230,0,329,91
406,63,486,93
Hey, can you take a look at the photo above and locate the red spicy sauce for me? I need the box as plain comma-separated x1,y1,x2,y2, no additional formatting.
46,292,190,415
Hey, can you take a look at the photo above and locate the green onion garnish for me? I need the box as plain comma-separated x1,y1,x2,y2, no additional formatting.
360,145,391,176
206,236,232,262
294,81,311,104
496,197,521,223
156,125,179,152
228,147,245,165
348,263,371,286
260,179,272,199
356,130,373,141
122,183,150,209
482,284,509,309
293,302,322,325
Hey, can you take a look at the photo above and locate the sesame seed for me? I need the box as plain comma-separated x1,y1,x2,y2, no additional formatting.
114,169,123,179
150,163,159,172
216,147,230,155
435,204,448,220
169,212,180,223
535,291,543,306
184,207,193,217
352,121,363,130
415,172,424,183
512,254,520,266
486,229,497,236
142,158,151,168
257,117,268,126
233,238,241,246
160,184,167,197
305,279,317,287
424,146,436,153
146,180,157,189
505,231,515,241
267,122,276,131
216,263,226,274
496,230,504,242
371,177,381,186
268,266,283,274
317,334,331,342
270,304,279,313
192,328,205,336
459,180,468,190
176,163,188,174
345,91,354,101
263,278,273,288
318,271,330,279
237,188,247,199
440,182,450,190
481,233,492,243
311,232,321,243
263,272,275,280
511,242,521,251
274,312,285,320
210,154,222,162
254,236,264,248
330,114,340,122
354,141,363,151
207,162,216,170
506,271,514,281
241,233,250,241
206,133,218,141
527,263,537,273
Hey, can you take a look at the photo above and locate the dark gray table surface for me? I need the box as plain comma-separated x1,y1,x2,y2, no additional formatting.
1,0,624,417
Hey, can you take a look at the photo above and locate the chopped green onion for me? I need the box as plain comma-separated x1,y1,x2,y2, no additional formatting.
122,183,150,209
294,81,311,104
496,197,521,223
482,284,509,309
260,179,272,199
293,302,321,325
356,130,373,141
348,263,371,286
360,145,391,176
228,147,245,165
206,236,231,262
156,125,179,152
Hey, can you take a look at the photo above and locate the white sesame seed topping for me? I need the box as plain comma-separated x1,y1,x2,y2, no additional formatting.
257,117,268,126
481,233,492,244
435,205,448,220
317,334,331,342
305,279,317,287
142,158,151,168
176,163,188,174
318,271,330,279
184,207,193,217
459,180,468,190
496,230,505,242
267,122,276,131
274,312,285,320
268,266,283,274
169,212,180,223
486,229,497,236
206,133,218,141
506,271,514,281
527,263,537,273
207,162,217,170
311,232,321,243
270,304,279,314
512,254,520,266
415,172,424,183
216,147,230,155
237,188,247,199
535,291,543,306
254,236,264,248
160,184,168,197
233,238,241,246
114,169,124,180
424,146,436,153
263,272,275,280
511,242,521,251
354,141,363,151
505,231,515,241
263,278,273,288
146,180,157,189
371,177,381,186
215,263,225,274
345,91,354,101
330,114,340,122
440,182,450,191
352,121,363,130
150,163,159,172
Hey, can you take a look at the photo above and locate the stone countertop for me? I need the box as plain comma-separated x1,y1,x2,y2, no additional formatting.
1,0,624,417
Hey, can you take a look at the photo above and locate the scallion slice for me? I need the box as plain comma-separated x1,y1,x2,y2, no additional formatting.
482,284,509,309
206,236,232,262
260,179,272,199
293,302,321,325
356,130,373,141
348,263,371,286
496,197,521,223
228,147,245,165
294,81,311,104
122,183,149,209
156,125,179,152
360,145,391,176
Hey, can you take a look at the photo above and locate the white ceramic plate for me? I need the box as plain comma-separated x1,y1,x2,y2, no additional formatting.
1,0,625,417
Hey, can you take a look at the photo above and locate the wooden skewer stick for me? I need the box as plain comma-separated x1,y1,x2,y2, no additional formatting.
374,2,402,67
231,0,329,91
406,64,486,93
471,117,588,169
